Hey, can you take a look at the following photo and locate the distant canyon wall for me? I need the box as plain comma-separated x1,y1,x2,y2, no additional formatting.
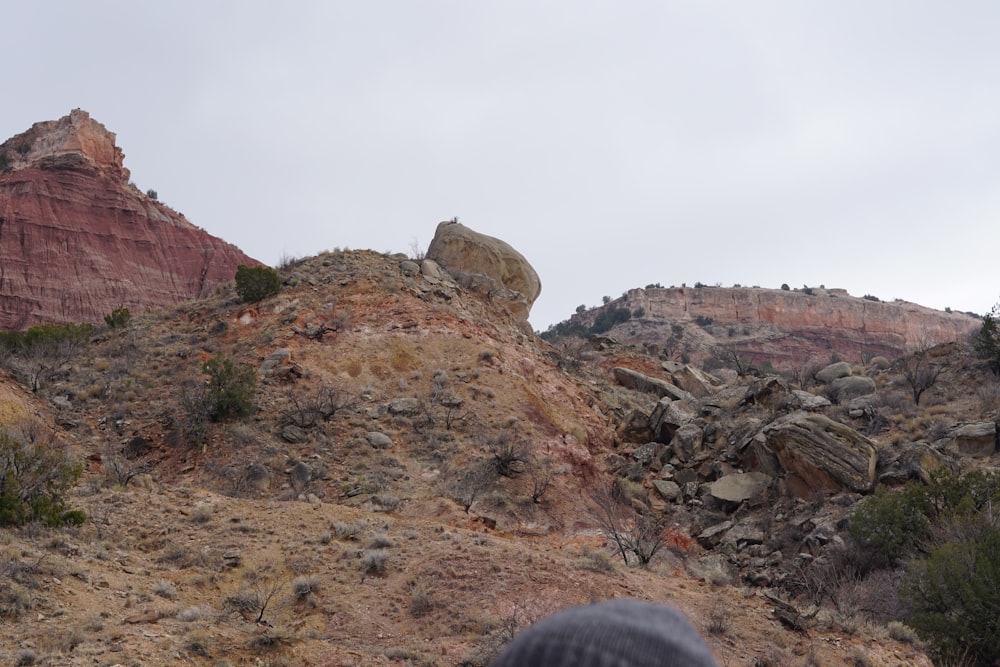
600,286,980,367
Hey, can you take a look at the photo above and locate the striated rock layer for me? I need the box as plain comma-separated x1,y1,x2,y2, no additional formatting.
0,110,258,328
580,285,980,367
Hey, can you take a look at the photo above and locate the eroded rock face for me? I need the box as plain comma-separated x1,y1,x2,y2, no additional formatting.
579,286,980,368
0,110,259,328
425,221,540,320
763,411,877,497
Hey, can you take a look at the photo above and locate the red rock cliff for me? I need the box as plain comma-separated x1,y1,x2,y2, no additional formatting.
0,110,259,328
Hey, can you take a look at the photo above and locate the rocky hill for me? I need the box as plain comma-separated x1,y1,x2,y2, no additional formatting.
7,233,992,664
0,110,258,329
546,285,980,370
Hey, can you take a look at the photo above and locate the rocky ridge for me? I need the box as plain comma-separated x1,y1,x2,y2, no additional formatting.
559,285,980,369
0,244,956,666
0,110,258,329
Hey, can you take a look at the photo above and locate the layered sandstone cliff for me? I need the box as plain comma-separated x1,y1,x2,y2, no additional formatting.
575,286,980,367
0,110,258,328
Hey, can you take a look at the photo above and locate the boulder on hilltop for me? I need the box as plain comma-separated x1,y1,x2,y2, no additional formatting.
425,220,541,320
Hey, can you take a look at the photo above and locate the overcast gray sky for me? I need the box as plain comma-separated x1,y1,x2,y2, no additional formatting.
4,1,999,330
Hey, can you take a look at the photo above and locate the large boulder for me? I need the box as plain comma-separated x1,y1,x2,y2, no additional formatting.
829,376,876,403
945,422,997,458
613,367,694,402
815,362,852,384
425,221,541,320
763,411,877,496
660,361,722,397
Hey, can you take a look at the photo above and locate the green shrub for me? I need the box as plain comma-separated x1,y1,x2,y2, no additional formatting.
973,304,1000,375
0,428,83,527
202,355,256,421
104,306,131,329
234,264,281,303
850,485,933,566
903,519,1000,665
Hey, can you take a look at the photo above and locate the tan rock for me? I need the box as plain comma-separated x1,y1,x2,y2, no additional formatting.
763,411,877,497
425,221,540,320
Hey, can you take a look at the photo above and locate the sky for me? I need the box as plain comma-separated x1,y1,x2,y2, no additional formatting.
4,1,999,331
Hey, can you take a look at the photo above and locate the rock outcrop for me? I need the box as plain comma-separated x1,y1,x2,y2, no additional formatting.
425,221,540,320
0,110,259,328
567,285,979,368
763,412,877,497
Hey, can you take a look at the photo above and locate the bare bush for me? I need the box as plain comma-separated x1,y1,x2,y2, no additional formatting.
589,479,669,566
485,433,528,478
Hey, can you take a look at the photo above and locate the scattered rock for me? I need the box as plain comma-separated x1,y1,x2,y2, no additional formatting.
946,421,997,457
790,390,831,411
281,425,308,444
815,361,852,384
652,480,681,502
290,461,311,489
366,432,393,449
828,375,876,403
709,472,772,503
388,398,420,415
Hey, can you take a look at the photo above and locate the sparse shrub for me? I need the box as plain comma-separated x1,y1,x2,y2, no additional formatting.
177,605,212,622
576,545,614,572
409,583,435,618
0,322,94,392
849,646,872,667
191,501,215,523
332,519,365,541
369,533,393,549
14,649,37,666
361,549,389,575
448,460,497,512
202,355,256,421
706,603,730,635
146,188,158,200
235,264,281,303
486,433,528,478
292,575,320,600
104,306,131,329
886,620,921,645
152,579,177,599
0,427,83,527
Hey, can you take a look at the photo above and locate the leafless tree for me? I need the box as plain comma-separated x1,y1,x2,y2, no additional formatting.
589,479,669,566
902,348,943,406
528,457,558,504
281,384,354,429
485,433,529,478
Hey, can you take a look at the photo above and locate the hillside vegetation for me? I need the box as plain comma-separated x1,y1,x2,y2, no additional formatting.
5,248,999,665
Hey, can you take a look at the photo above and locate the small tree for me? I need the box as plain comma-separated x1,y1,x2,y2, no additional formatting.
903,518,1000,665
901,348,943,406
202,355,256,421
235,265,282,303
974,304,1000,375
0,426,83,527
104,306,131,329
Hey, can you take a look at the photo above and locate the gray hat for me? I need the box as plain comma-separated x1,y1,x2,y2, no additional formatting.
491,599,719,667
